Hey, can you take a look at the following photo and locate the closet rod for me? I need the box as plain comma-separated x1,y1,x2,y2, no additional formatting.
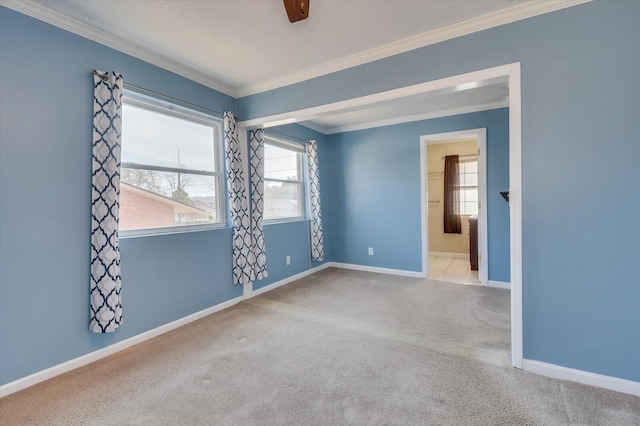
91,70,226,118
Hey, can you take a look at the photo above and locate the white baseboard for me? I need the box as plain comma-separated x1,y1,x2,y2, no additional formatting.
329,262,425,278
0,295,243,398
0,262,335,398
522,359,640,397
429,251,468,259
251,262,332,297
487,280,511,289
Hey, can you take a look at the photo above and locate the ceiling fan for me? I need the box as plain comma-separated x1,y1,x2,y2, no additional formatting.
283,0,310,23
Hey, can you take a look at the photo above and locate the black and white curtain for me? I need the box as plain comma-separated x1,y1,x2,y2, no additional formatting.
90,70,123,333
306,140,324,261
249,129,268,280
224,112,255,285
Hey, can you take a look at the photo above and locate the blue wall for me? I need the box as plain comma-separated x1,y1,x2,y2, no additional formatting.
327,109,510,282
238,1,640,382
0,8,242,386
2,1,639,387
253,123,331,291
0,6,331,386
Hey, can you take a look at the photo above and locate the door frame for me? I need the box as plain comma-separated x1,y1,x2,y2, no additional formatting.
420,128,488,286
238,62,523,369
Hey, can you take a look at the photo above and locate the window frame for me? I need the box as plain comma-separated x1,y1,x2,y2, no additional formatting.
457,158,479,216
263,135,306,223
119,91,226,237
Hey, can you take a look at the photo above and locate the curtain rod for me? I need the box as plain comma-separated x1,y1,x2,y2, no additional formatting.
91,70,226,119
264,129,308,144
441,154,477,159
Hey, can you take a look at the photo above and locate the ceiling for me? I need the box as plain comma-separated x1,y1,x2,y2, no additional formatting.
3,0,584,132
299,78,509,134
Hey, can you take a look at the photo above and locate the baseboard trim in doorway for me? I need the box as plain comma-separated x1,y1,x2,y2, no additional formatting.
0,295,244,398
429,251,468,259
330,262,425,278
488,280,511,289
522,359,640,397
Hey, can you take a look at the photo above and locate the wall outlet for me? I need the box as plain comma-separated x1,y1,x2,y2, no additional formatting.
286,255,291,265
368,247,374,256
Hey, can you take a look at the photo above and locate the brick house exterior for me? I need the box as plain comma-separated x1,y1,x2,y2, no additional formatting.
119,183,208,230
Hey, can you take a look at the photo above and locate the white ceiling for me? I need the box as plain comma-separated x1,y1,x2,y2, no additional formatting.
3,0,584,132
300,78,509,134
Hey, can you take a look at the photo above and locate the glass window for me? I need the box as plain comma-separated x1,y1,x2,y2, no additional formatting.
458,160,478,216
119,93,224,235
263,137,304,221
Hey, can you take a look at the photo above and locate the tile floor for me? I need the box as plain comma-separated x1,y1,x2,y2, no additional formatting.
428,254,479,285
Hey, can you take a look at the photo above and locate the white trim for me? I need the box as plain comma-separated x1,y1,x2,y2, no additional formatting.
488,280,511,290
239,65,518,129
421,128,489,287
237,62,523,371
1,0,589,98
251,263,332,298
509,64,523,369
522,359,640,397
0,0,237,97
0,296,243,398
236,1,590,96
310,101,508,135
329,262,425,279
429,251,468,259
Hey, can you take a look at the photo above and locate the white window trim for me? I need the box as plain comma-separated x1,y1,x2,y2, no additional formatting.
263,135,305,223
119,91,226,237
457,159,479,216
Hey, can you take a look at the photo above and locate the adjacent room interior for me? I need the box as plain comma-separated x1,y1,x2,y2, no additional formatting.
1,0,639,423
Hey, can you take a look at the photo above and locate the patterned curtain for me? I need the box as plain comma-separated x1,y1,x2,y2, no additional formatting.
224,112,255,285
249,129,268,280
90,70,123,333
306,140,325,261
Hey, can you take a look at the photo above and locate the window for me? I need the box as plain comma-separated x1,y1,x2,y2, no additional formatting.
119,92,224,235
458,160,478,215
263,136,305,221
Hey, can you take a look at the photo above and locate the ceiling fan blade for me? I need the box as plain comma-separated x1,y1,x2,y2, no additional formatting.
283,0,310,23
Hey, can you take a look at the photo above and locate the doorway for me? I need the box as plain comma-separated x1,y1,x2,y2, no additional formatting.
238,62,523,368
421,129,488,286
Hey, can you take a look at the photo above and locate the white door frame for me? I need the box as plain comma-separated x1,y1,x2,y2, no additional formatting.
238,62,523,369
420,129,488,286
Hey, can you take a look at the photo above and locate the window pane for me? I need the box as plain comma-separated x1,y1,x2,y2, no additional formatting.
264,181,302,220
463,173,478,186
120,168,218,230
463,188,478,202
264,144,299,180
463,161,477,173
464,201,478,216
122,104,216,172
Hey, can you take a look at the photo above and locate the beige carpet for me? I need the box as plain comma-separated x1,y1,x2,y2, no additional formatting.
1,268,638,425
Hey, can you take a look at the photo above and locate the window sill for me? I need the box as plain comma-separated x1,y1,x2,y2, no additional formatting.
264,217,307,226
119,223,227,238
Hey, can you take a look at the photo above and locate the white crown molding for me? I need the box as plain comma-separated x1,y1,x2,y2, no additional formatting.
309,101,508,135
2,0,589,99
0,0,238,97
296,120,329,135
236,0,591,97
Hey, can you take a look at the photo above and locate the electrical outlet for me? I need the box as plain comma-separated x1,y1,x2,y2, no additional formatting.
368,247,374,256
286,255,291,265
